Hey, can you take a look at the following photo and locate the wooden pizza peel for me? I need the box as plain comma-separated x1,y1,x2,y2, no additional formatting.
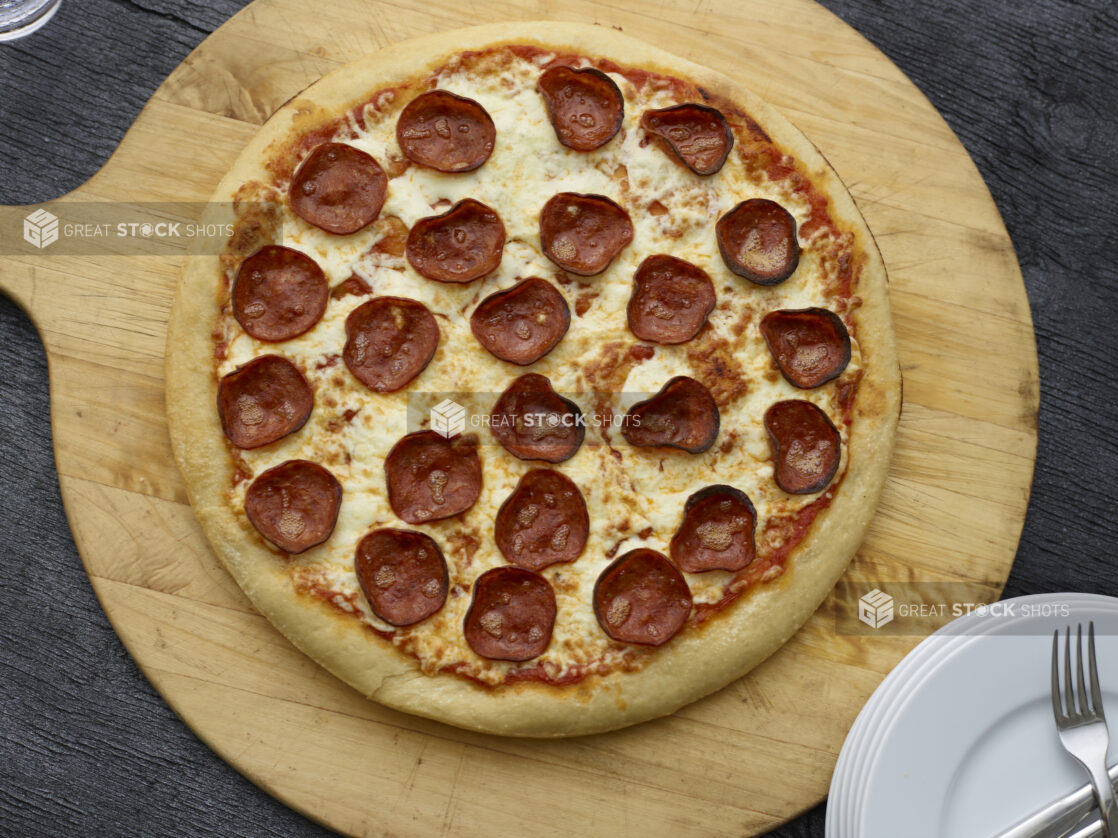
0,0,1037,834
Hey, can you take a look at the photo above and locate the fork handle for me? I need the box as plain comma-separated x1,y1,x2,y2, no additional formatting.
1088,761,1118,838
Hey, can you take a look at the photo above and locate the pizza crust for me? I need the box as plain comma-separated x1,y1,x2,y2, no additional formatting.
166,21,900,737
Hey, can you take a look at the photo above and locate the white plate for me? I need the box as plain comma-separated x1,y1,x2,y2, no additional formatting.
829,627,971,836
827,633,951,833
837,632,970,834
827,594,1118,838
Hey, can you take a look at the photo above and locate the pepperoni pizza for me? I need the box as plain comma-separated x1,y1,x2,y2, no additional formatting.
166,22,900,736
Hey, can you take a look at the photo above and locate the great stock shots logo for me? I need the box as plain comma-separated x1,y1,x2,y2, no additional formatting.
833,581,1065,635
4,202,254,255
430,399,466,439
858,589,895,629
23,209,59,249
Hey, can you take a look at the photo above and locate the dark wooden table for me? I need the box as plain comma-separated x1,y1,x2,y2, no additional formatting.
1,1,1115,835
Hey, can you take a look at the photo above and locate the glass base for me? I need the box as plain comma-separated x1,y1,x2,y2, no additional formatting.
0,0,62,42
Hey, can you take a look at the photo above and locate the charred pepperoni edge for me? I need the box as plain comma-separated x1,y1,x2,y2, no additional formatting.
622,376,720,454
233,245,329,342
217,355,313,449
342,296,439,393
538,192,634,277
383,431,483,524
626,254,717,344
490,373,586,463
469,277,571,365
639,103,735,176
405,198,506,284
395,90,497,173
669,485,757,573
288,142,388,235
715,198,801,286
494,468,590,570
538,65,624,152
244,460,342,555
592,549,693,647
463,566,557,662
764,400,842,495
354,529,449,627
759,307,852,389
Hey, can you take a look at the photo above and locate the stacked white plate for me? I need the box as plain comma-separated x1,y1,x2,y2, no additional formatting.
826,593,1118,838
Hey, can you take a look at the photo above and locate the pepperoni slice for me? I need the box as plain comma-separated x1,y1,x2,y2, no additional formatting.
622,376,720,454
464,566,556,662
244,460,342,554
289,142,387,235
491,373,584,463
538,66,624,151
669,485,757,573
593,549,692,647
764,400,841,494
470,278,571,365
406,198,505,283
396,90,496,173
640,104,734,176
233,246,329,342
495,469,589,571
355,529,448,626
343,297,439,393
217,355,313,449
627,254,717,344
539,193,633,276
331,275,372,300
716,198,800,285
760,308,851,389
384,431,482,524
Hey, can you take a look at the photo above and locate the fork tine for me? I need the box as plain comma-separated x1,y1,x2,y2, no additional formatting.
1053,629,1064,719
1066,626,1076,716
1089,621,1105,719
1078,623,1089,716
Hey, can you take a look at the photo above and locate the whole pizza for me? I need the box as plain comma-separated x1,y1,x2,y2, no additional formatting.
166,22,900,737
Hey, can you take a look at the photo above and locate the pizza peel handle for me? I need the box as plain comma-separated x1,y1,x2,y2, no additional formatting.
0,243,40,319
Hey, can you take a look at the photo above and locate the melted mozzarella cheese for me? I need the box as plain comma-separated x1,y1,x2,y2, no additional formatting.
219,50,861,684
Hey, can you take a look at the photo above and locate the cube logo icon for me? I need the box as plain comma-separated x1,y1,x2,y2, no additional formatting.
24,209,59,249
430,399,466,439
859,589,894,629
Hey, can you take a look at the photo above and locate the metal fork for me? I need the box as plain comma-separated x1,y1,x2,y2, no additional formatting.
1053,622,1118,838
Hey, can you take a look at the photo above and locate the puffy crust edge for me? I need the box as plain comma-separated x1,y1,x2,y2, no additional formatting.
166,21,901,737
